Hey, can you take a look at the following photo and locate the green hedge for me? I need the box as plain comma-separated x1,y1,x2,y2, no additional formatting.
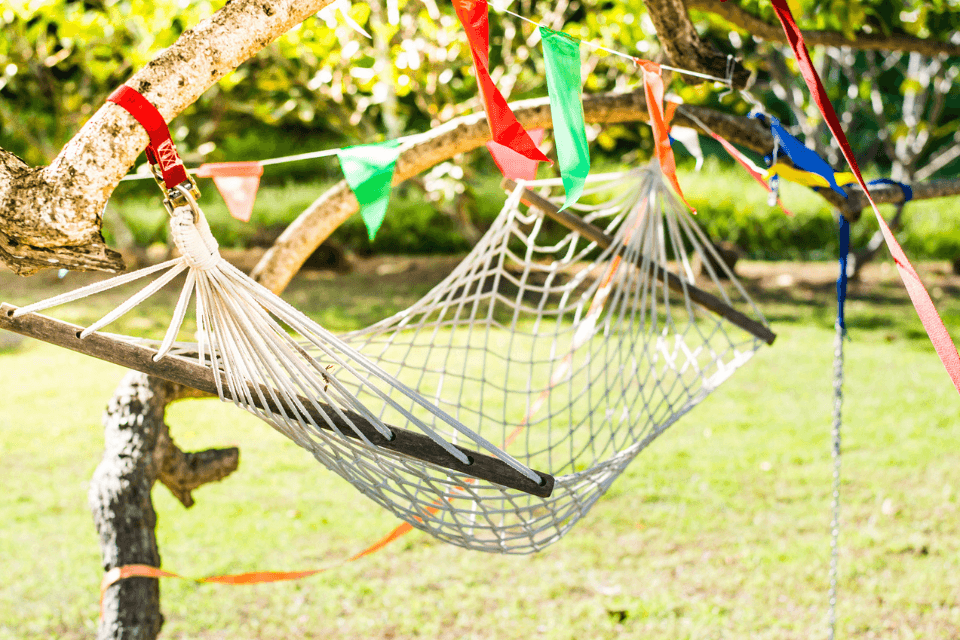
108,158,960,260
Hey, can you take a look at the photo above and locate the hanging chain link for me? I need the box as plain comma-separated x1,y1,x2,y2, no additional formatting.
828,320,844,640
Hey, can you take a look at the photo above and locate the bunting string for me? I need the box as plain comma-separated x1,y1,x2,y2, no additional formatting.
118,131,431,181
494,5,734,84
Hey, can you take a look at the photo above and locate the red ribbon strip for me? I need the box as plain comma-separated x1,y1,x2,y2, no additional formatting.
453,0,550,165
770,0,960,394
486,128,546,181
710,131,794,217
108,85,189,189
636,60,696,213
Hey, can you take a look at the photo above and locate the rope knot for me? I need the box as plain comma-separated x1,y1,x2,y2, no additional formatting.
170,206,221,271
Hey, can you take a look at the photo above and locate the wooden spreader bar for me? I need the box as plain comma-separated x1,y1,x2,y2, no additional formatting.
0,303,554,498
502,180,777,346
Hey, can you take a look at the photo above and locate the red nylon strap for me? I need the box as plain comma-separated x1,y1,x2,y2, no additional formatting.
108,85,189,189
710,131,794,217
770,0,960,394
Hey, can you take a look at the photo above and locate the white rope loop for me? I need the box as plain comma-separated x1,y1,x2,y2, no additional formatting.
169,202,221,271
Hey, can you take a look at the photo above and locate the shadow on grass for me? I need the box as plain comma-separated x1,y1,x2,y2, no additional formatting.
1,256,956,346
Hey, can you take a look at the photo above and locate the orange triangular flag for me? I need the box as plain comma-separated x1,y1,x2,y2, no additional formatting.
486,129,546,181
195,162,264,222
635,60,696,213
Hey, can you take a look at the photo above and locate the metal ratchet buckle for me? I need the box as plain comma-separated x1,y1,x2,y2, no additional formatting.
163,182,202,223
161,174,202,219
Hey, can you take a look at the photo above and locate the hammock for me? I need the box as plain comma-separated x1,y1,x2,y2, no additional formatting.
2,161,773,554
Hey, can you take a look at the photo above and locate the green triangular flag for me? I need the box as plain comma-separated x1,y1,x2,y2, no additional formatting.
540,27,590,210
337,140,402,242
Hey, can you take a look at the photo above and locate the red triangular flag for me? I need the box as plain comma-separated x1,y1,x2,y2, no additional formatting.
486,128,546,180
195,162,264,222
453,0,550,165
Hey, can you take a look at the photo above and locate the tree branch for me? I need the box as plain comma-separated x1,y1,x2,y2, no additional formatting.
250,90,773,292
251,87,960,293
687,0,960,57
156,421,239,509
644,0,753,88
845,178,960,213
0,0,335,276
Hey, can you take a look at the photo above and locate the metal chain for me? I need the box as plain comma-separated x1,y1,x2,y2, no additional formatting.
828,320,844,640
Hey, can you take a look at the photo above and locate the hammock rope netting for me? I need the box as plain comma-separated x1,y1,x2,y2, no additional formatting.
10,161,771,554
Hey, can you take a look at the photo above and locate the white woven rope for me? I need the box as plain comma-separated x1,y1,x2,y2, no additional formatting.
18,161,768,553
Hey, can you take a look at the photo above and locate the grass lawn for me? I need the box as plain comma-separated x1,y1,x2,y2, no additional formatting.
1,255,959,639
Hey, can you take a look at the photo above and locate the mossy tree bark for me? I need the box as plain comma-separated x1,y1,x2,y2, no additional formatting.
0,0,334,276
93,374,237,640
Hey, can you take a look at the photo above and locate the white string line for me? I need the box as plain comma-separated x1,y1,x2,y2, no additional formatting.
493,5,734,84
118,10,733,183
118,131,432,181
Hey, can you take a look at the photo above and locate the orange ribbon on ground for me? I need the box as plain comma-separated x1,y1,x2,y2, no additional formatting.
100,518,425,616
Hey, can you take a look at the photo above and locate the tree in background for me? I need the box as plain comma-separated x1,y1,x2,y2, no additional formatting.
1,1,959,638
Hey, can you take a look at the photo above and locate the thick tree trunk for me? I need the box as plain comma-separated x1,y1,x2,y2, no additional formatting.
92,374,238,640
91,373,168,640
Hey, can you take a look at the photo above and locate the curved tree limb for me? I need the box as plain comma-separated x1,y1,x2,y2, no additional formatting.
686,0,960,58
250,90,777,292
0,0,334,276
250,87,960,294
644,0,753,88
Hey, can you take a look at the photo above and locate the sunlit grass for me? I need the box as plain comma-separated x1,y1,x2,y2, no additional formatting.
1,258,959,639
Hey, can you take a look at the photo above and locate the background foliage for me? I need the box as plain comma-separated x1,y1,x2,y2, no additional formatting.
1,0,959,258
